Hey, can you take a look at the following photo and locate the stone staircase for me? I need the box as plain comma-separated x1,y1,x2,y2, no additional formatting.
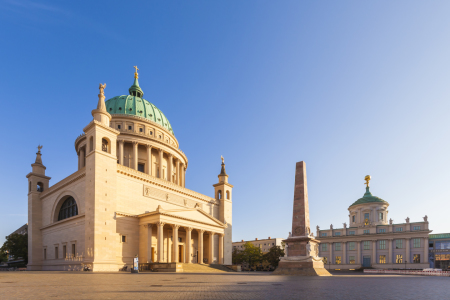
180,263,235,273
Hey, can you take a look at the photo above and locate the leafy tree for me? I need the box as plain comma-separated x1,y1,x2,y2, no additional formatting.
263,245,285,268
0,233,28,263
0,250,7,263
232,242,263,267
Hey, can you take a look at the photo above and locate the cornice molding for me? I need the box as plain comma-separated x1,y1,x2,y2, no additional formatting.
117,164,215,203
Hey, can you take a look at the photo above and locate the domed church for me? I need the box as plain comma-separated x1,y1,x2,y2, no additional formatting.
26,68,233,271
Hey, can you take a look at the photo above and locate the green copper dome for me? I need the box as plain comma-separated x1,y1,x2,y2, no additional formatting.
105,77,174,135
349,187,389,208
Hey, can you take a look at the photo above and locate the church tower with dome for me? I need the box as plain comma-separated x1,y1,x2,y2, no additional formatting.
27,68,232,272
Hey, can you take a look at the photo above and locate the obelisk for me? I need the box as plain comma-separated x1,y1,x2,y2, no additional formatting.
273,161,331,276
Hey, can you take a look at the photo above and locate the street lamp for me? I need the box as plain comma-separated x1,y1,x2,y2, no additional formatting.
405,260,407,271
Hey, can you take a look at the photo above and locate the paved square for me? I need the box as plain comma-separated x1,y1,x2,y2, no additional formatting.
0,271,447,299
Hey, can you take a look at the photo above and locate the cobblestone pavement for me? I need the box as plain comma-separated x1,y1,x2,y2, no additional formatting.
0,271,447,300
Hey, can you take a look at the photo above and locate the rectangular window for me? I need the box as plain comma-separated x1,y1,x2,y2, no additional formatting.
396,227,403,232
379,240,386,250
352,215,355,222
396,239,403,249
63,245,67,259
379,229,386,233
321,233,327,237
349,256,355,264
72,244,76,258
363,241,370,250
138,163,145,173
44,248,47,260
348,242,355,251
122,235,126,243
413,226,421,231
55,247,58,259
178,237,182,243
413,238,421,248
396,254,403,264
117,125,121,130
379,212,383,221
379,255,386,264
349,231,355,235
128,126,132,130
321,244,328,251
413,254,421,263
139,128,143,132
335,256,341,264
335,232,341,236
335,243,341,251
364,213,369,219
364,230,370,234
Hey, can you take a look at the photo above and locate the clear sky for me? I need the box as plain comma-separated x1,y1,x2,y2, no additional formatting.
1,0,449,245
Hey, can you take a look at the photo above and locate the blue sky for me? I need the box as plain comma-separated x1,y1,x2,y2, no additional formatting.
1,0,449,245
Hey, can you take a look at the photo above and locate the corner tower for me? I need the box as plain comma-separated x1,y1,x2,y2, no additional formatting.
26,146,51,270
213,156,233,265
83,83,120,271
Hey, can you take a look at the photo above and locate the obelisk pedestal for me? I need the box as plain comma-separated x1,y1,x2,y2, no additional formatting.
273,161,331,276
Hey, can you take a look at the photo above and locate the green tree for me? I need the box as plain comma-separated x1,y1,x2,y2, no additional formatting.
232,242,263,267
0,233,28,263
263,245,285,268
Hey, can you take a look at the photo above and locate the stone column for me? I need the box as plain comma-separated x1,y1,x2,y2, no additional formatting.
406,238,410,264
198,229,204,264
176,159,180,185
329,242,333,264
356,241,361,264
157,222,165,262
388,239,393,264
342,242,347,264
186,227,192,264
209,232,215,264
168,154,173,183
146,145,152,175
80,147,85,168
172,225,180,262
158,149,164,179
372,240,377,264
148,224,153,262
132,141,138,170
424,237,429,263
183,165,186,187
218,233,224,265
118,140,124,165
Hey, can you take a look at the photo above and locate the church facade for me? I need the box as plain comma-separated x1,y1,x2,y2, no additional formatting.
316,176,430,270
27,69,233,271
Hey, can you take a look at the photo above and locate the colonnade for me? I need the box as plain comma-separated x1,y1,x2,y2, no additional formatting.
139,222,224,264
117,140,186,187
326,237,429,265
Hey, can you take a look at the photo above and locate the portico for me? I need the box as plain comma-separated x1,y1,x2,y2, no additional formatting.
135,205,226,265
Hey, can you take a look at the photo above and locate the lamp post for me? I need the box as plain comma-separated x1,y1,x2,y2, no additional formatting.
405,260,407,271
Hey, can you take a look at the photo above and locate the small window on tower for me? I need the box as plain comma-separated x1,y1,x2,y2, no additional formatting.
138,164,145,173
128,126,132,130
102,139,108,152
139,128,143,133
122,235,127,243
117,125,121,130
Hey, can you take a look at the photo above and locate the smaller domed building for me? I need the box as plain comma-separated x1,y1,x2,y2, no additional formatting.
316,177,431,270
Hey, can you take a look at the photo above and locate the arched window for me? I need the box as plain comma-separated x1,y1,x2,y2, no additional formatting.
226,191,230,200
89,136,93,152
58,197,78,221
37,182,44,192
218,190,222,200
102,138,108,152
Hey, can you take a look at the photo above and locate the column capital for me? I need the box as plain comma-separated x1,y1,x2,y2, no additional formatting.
217,233,224,237
132,141,139,145
185,227,193,232
118,139,124,144
171,224,181,229
156,221,165,226
168,153,173,158
208,231,215,236
146,144,152,149
197,229,205,234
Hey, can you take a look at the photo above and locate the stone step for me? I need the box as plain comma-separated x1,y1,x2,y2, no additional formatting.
180,263,235,273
